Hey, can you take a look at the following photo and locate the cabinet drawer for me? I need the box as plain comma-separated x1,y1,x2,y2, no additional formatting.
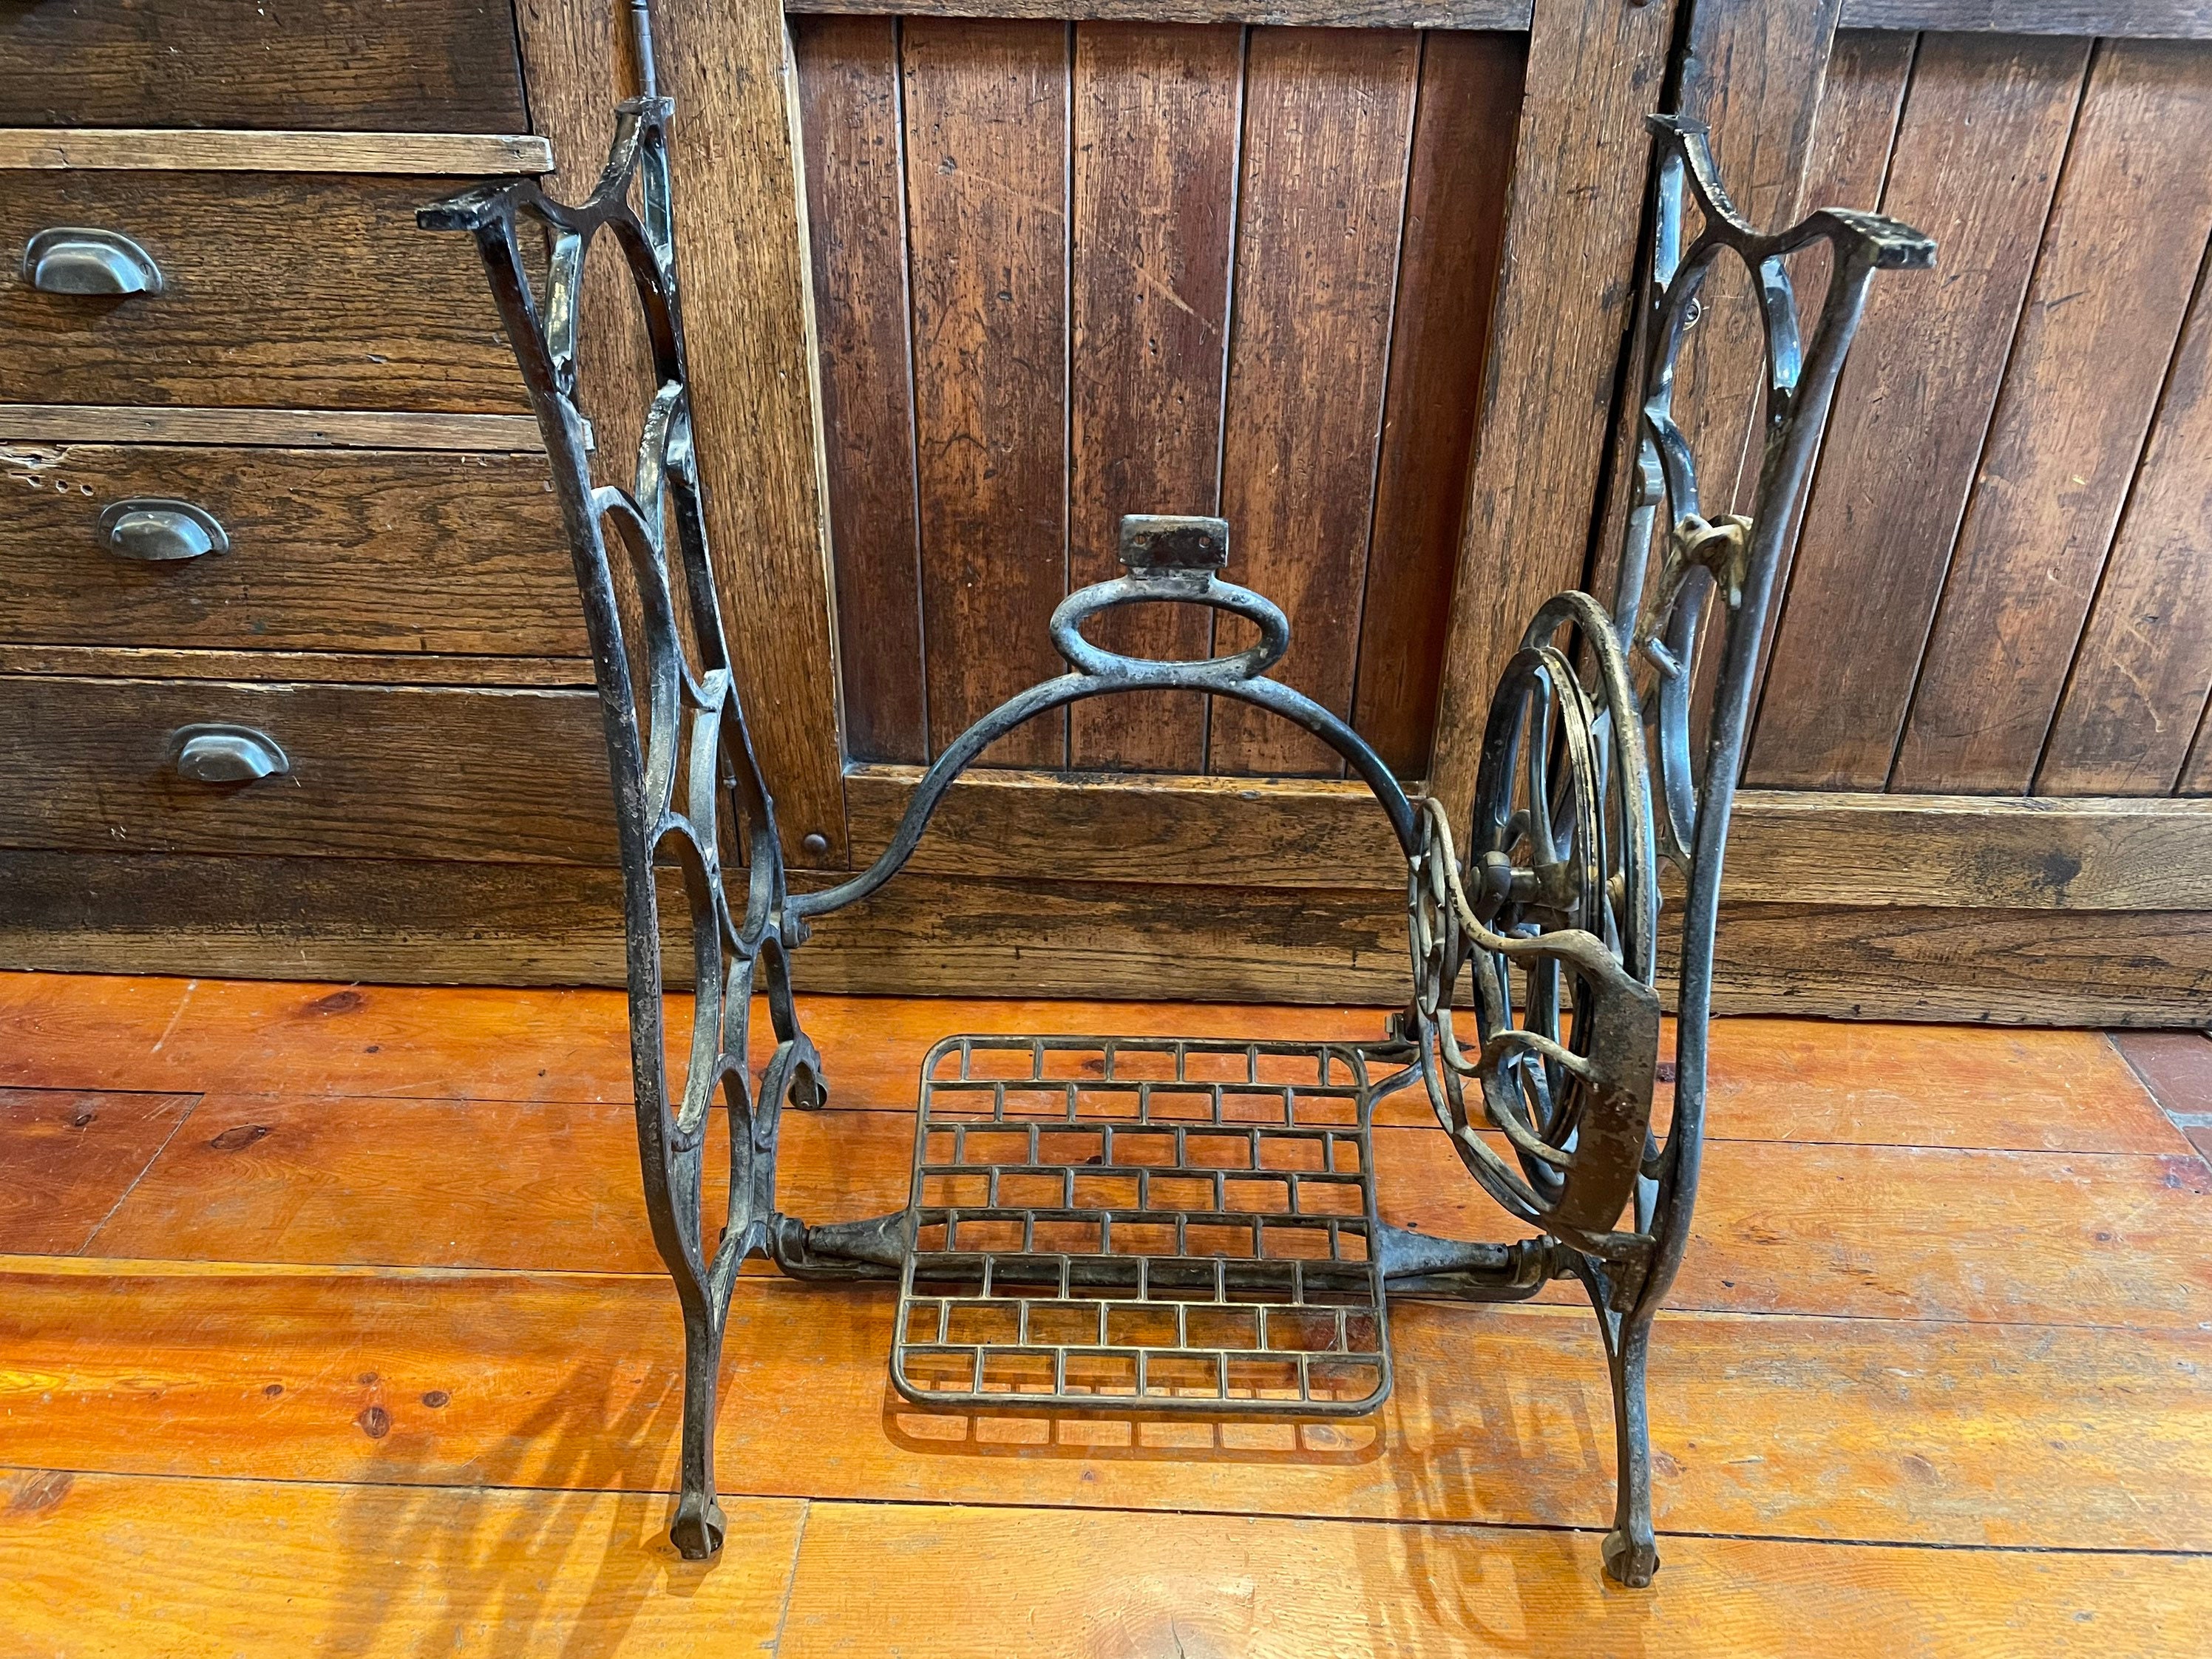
0,1,529,133
2,171,529,413
1,444,584,657
0,676,617,864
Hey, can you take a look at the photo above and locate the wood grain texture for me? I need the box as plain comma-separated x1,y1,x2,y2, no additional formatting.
1211,26,1419,777
1352,30,1521,780
1713,791,2212,910
3,1256,2208,1550
847,765,2212,906
1733,27,1914,739
1896,41,2212,793
795,16,929,766
0,129,552,174
787,0,1533,21
1,847,2207,1020
1694,901,2212,1025
1,971,2178,1150
1067,21,1242,773
506,0,655,498
903,18,1071,767
1424,0,1679,821
0,444,582,657
82,1083,2212,1331
0,1088,195,1255
651,0,849,865
778,1501,2212,1659
0,677,612,865
1748,33,2089,788
0,406,543,450
0,1470,803,1659
0,647,594,689
1839,0,2212,35
2039,245,2212,795
0,0,529,133
0,171,529,413
1592,0,1845,764
1658,0,1844,524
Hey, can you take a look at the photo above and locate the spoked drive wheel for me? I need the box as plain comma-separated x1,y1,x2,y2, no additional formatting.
1456,591,1661,1236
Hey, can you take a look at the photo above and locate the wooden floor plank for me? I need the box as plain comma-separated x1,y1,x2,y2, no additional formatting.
3,1257,2205,1555
0,973,2182,1153
779,1500,2212,1659
0,1088,197,1255
0,1468,802,1658
85,1091,2212,1331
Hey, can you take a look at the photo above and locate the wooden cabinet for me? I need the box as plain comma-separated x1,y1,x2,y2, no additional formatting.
1,0,2208,1022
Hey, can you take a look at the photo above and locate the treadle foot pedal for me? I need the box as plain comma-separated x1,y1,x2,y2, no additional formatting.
892,1036,1391,1414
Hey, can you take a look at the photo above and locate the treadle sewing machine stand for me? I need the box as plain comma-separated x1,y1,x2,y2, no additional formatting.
421,7,1932,1588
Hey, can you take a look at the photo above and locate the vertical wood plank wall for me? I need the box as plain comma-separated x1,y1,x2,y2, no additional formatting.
1751,29,2212,801
793,18,1524,779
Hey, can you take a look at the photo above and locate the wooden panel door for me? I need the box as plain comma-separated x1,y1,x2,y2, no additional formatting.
765,0,1681,1002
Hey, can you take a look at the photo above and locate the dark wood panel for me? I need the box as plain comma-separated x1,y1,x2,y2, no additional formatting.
788,0,1534,25
847,764,2212,907
0,678,613,865
1067,22,1242,773
1351,30,1521,780
1212,27,1419,777
1610,0,1847,776
1839,1,2212,37
653,0,852,866
0,172,528,413
1896,41,2212,794
0,0,529,132
2,846,2208,1021
2188,702,2212,795
2039,259,2212,794
903,19,1071,767
1747,33,2088,789
0,647,591,688
1663,0,1845,520
1422,0,1682,821
1734,27,1915,745
797,16,929,767
0,444,582,657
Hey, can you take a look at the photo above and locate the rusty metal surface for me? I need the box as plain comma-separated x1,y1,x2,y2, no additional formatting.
892,1035,1389,1415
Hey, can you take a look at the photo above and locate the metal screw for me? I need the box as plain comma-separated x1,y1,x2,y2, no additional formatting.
800,831,830,859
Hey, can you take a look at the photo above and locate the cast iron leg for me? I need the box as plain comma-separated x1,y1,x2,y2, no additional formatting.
1598,1305,1659,1586
670,1297,728,1558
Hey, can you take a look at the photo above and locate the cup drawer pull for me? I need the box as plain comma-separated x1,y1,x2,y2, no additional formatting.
21,227,164,296
172,725,290,785
99,499,228,563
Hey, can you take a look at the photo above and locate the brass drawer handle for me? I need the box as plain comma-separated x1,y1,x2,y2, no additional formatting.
171,725,289,785
21,226,164,296
99,498,228,563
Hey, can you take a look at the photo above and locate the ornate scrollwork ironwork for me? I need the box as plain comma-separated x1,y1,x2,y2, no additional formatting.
427,81,1930,1586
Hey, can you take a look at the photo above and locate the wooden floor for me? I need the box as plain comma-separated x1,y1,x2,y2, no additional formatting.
1,971,2209,1656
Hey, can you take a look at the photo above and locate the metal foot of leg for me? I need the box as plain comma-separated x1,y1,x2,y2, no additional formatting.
670,1302,727,1560
1599,1309,1659,1587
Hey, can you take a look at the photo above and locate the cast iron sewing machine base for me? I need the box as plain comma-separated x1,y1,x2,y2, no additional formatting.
422,33,1933,1585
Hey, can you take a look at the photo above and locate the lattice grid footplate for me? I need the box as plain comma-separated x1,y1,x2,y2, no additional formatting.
892,1035,1392,1415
